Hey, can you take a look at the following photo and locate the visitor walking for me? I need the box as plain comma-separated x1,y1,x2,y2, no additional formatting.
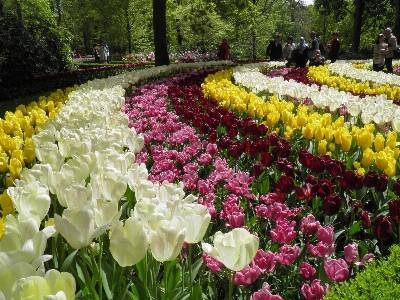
282,36,296,67
92,44,100,63
327,31,340,63
384,28,397,73
105,43,110,63
308,31,319,60
373,33,388,72
99,43,107,63
266,34,283,61
218,39,231,60
293,37,309,68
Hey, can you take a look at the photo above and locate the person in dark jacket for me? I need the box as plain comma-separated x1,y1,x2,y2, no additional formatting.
266,34,283,61
293,37,309,68
327,31,340,63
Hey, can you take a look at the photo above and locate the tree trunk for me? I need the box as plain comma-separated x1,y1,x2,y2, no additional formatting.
153,0,170,66
395,0,400,40
83,26,90,55
0,0,4,16
126,10,132,54
16,0,22,20
352,0,364,53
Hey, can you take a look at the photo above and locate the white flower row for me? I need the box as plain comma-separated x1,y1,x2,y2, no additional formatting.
328,60,400,87
232,65,400,131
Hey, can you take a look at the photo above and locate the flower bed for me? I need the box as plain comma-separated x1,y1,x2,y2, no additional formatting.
1,60,400,299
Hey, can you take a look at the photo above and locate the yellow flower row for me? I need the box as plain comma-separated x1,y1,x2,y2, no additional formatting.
0,86,75,221
202,69,399,177
307,65,400,100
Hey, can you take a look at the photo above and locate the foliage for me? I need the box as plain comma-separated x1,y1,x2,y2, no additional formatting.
0,13,74,100
325,245,400,299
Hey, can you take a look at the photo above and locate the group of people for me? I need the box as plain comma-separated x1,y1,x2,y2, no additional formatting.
373,28,398,72
92,43,110,63
266,31,340,68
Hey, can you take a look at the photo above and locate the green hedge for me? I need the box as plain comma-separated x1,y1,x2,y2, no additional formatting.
325,245,400,299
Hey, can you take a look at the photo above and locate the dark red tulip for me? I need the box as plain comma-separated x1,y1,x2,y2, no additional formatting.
393,179,400,196
363,170,379,188
389,198,400,223
374,215,393,240
252,162,265,177
317,179,336,198
326,159,346,177
261,152,274,167
375,174,388,192
257,124,268,136
323,194,342,216
295,183,318,201
267,132,279,146
228,141,244,158
275,174,294,194
361,211,371,228
299,149,313,168
274,138,291,158
310,156,325,174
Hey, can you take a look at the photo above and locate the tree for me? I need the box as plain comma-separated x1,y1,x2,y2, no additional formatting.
153,0,170,65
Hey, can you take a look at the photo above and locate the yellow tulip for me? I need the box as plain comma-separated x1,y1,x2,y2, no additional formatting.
341,131,352,152
329,143,336,152
24,138,35,164
374,133,385,152
2,121,13,135
318,139,327,155
0,190,15,216
0,153,9,173
325,125,334,141
314,124,324,141
357,128,374,150
375,151,388,170
266,111,280,128
384,159,396,177
353,161,361,169
361,148,374,167
357,168,365,176
8,157,22,180
321,113,332,127
302,123,314,140
9,136,22,151
386,131,397,149
394,147,399,159
364,123,376,133
11,149,25,168
332,116,344,129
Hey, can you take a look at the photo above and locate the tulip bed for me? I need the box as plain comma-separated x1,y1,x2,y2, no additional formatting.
1,59,400,299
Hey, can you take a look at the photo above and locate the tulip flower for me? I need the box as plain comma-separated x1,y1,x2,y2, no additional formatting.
11,270,76,300
344,243,359,263
0,262,38,300
54,207,109,249
7,180,51,225
180,204,211,243
300,262,316,280
109,216,148,267
301,279,329,300
375,215,393,240
324,258,349,282
250,282,283,300
389,198,400,223
202,228,259,272
148,216,186,262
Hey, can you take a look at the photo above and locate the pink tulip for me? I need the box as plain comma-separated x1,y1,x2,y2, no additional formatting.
253,249,276,273
300,215,321,235
357,253,375,266
344,243,359,263
234,264,262,285
275,245,300,265
318,225,334,244
250,282,283,300
202,253,224,273
300,262,316,280
301,279,329,300
270,219,297,243
324,258,349,282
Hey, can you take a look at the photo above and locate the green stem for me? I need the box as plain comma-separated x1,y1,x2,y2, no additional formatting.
118,266,124,298
181,253,185,294
80,247,99,300
98,235,104,300
398,223,400,245
188,244,193,298
164,261,169,300
228,271,236,300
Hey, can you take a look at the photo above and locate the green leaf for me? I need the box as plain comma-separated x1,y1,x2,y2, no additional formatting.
60,249,78,272
349,221,361,237
190,257,204,281
100,258,114,300
129,276,149,300
334,229,345,242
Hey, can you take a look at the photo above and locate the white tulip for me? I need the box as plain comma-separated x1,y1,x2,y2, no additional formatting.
180,204,211,244
202,228,259,272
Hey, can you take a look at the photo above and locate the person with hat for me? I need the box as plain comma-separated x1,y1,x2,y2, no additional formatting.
293,36,309,68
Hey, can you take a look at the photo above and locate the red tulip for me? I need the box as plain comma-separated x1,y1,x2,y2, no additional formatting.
374,215,393,240
323,194,342,216
389,198,400,223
